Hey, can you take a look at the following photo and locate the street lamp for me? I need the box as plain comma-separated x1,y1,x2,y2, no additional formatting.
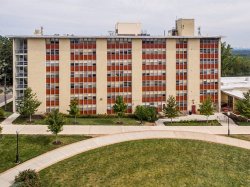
227,111,230,136
15,130,20,164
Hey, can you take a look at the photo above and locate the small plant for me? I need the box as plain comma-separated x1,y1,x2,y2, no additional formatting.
0,126,2,138
199,97,214,123
68,98,80,124
46,110,65,144
13,169,41,187
113,96,127,124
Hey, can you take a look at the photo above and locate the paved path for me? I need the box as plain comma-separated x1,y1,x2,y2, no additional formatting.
1,124,250,135
0,130,250,187
1,113,19,125
0,96,13,107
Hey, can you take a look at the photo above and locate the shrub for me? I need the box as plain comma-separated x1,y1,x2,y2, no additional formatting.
0,108,4,119
13,169,41,187
134,105,158,123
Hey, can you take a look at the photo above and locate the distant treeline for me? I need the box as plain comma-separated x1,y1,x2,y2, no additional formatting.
232,49,250,57
222,42,250,77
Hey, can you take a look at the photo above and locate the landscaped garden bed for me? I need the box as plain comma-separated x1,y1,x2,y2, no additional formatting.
164,120,221,126
12,115,144,126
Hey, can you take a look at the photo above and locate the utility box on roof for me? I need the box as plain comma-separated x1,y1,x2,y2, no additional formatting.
115,23,141,36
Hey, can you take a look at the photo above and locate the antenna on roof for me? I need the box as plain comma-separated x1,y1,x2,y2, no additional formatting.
198,26,201,36
41,26,44,35
108,31,115,36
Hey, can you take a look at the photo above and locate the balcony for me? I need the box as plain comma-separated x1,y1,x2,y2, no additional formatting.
15,49,27,54
16,73,27,78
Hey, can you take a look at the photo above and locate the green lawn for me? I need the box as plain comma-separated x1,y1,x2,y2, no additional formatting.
230,135,250,141
0,135,90,173
237,121,250,126
40,139,250,187
13,116,140,126
164,120,221,126
0,101,13,122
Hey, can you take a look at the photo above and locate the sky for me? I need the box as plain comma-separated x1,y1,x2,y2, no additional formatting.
1,0,250,48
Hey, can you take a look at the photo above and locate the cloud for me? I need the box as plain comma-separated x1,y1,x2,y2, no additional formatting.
0,0,250,48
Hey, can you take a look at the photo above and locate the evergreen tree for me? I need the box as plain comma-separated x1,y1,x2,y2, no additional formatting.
199,97,214,123
17,88,41,122
163,96,179,123
236,90,250,118
68,98,80,124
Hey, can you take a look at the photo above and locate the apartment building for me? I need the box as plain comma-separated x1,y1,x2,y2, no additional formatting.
10,19,221,115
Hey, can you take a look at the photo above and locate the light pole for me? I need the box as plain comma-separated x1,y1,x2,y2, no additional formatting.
227,111,230,136
15,131,20,164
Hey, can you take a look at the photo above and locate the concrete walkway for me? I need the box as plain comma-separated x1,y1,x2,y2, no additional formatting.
0,95,12,107
1,124,250,135
1,113,20,125
0,130,250,187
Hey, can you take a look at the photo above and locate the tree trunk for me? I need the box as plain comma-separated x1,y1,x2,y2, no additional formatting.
171,118,172,123
55,133,58,143
75,115,77,124
4,75,7,111
29,114,32,123
207,116,209,123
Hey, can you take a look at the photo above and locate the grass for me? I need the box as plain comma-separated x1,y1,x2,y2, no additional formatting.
229,135,250,141
39,139,250,187
13,116,140,126
0,101,13,122
0,135,90,173
164,120,221,126
237,121,250,126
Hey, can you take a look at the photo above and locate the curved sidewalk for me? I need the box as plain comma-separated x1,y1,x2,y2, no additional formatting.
1,130,250,187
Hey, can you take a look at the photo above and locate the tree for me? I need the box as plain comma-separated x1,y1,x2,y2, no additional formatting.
221,42,250,77
46,110,65,144
134,105,147,124
0,36,12,110
199,97,214,123
17,88,41,122
68,98,80,124
113,96,127,124
236,90,250,118
163,96,179,123
0,36,13,85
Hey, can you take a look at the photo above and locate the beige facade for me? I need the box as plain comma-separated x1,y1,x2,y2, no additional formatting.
14,37,221,114
27,39,46,114
166,39,176,99
59,39,71,113
132,39,143,111
187,39,200,111
96,39,108,114
176,19,195,36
